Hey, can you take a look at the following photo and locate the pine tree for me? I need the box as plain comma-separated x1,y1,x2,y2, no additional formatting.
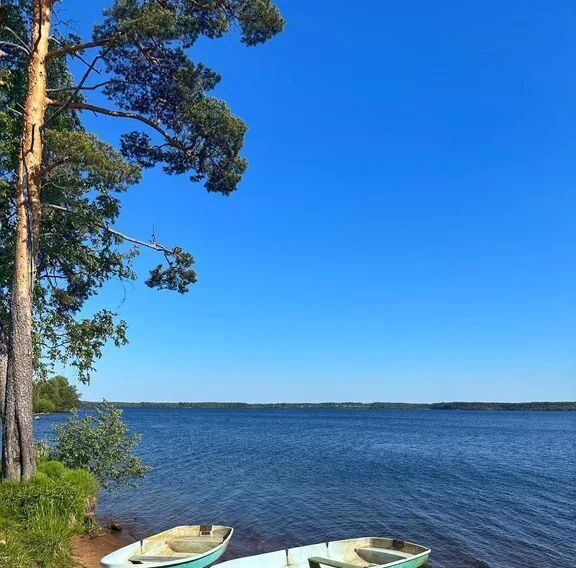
0,0,284,480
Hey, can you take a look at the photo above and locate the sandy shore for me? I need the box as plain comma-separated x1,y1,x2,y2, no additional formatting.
73,529,135,568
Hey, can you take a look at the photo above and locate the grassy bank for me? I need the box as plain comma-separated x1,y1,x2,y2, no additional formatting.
0,461,98,568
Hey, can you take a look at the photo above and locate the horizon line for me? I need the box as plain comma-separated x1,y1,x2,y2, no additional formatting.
79,400,576,407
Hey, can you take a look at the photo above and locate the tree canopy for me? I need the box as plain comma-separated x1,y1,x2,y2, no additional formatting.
33,375,80,413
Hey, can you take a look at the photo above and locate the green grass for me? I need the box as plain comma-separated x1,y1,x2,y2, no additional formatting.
0,460,98,568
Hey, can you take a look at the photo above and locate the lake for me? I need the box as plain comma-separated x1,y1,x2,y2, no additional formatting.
35,408,575,567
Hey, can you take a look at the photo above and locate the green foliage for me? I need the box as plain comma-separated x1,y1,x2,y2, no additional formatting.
34,398,56,414
0,461,98,568
145,248,197,293
94,0,284,49
49,401,150,490
85,0,284,287
33,376,80,413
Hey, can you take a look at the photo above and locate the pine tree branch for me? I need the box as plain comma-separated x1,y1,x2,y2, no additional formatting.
44,54,103,127
45,99,191,156
43,203,180,257
0,41,30,55
6,106,23,117
46,38,111,59
40,157,71,179
46,81,112,93
2,26,31,52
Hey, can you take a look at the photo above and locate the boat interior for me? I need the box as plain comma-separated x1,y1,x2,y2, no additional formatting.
128,525,232,564
221,538,429,568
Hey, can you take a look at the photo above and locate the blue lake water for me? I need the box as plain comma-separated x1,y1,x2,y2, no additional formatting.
35,409,575,567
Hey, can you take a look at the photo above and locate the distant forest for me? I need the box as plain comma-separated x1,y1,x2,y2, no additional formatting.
80,401,576,411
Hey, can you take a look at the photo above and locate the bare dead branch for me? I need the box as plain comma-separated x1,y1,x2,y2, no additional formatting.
46,38,110,59
46,80,112,93
44,203,181,258
0,41,30,55
2,26,31,51
44,54,103,127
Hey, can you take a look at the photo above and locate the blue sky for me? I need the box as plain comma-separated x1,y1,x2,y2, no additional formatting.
61,0,575,402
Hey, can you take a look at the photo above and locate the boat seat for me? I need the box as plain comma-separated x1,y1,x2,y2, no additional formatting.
168,536,222,546
356,546,414,559
167,536,222,553
129,553,196,563
308,556,364,568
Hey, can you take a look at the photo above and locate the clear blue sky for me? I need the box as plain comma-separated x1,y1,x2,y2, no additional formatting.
63,0,575,402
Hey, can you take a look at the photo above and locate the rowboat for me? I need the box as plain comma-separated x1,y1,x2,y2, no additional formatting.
217,537,430,568
100,525,233,568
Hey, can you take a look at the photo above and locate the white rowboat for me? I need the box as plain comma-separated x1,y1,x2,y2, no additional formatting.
217,537,430,568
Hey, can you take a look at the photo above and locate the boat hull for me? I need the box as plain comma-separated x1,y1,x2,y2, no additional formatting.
388,553,428,568
151,544,228,568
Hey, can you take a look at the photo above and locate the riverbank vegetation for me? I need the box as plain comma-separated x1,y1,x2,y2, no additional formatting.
80,401,576,411
33,376,80,414
49,402,150,490
0,460,98,568
0,403,148,567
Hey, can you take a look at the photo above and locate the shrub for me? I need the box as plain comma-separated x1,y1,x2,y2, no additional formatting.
49,401,150,491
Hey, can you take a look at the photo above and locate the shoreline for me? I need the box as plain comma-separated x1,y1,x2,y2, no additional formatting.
74,528,135,568
74,512,141,568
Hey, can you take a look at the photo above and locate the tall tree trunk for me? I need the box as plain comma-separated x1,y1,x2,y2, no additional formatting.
0,334,7,422
2,0,52,481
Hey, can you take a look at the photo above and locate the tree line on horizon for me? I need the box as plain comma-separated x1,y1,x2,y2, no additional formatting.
80,400,576,411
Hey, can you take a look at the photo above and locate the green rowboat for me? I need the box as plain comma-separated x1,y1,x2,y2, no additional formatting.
100,525,233,568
